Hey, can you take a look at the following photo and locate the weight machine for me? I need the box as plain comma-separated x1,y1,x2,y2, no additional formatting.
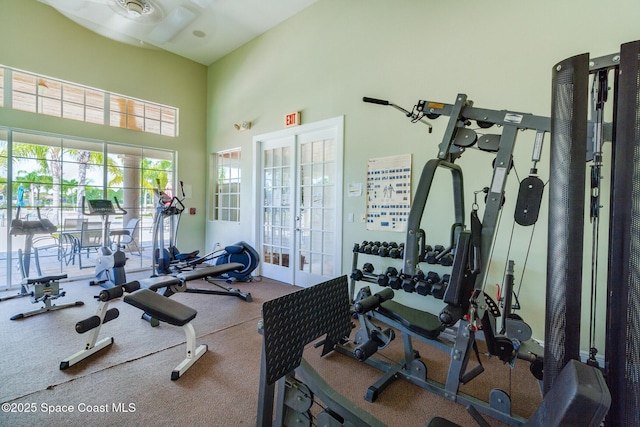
342,94,554,425
545,40,640,426
257,275,610,427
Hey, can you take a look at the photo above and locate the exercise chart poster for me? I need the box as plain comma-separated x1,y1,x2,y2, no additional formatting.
366,154,412,231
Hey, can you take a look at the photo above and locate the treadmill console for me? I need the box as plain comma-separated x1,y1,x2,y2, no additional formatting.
88,199,115,214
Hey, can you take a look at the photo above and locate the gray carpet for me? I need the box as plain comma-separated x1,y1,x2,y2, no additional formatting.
0,272,540,426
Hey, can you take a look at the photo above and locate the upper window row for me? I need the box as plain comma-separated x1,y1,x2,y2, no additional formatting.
0,66,178,137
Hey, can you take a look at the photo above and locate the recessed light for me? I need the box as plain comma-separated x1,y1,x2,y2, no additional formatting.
192,30,206,38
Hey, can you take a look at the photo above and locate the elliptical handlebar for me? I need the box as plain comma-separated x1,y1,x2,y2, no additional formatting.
155,179,185,214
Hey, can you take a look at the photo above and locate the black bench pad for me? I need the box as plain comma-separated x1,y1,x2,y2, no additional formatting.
124,289,197,327
176,262,244,282
377,300,443,339
24,274,68,284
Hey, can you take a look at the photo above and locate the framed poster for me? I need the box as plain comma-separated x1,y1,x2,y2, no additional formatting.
366,154,412,231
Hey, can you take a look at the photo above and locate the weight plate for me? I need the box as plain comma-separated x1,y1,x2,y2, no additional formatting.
453,127,478,147
477,134,501,152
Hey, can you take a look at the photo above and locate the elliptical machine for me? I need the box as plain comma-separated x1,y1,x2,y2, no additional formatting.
150,180,260,281
151,180,199,276
83,197,129,288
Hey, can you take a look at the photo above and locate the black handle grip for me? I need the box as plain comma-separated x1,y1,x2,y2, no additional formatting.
362,96,390,106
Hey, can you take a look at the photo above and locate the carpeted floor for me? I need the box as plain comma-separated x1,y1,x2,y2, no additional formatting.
0,272,541,426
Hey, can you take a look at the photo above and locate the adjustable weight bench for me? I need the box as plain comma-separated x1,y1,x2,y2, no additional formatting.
126,263,249,326
124,288,207,380
61,282,207,380
129,263,249,299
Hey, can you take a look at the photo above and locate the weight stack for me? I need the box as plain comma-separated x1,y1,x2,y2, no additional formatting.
545,53,589,395
605,39,640,426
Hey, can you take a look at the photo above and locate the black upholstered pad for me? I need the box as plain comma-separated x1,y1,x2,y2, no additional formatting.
176,262,244,281
25,274,68,284
124,288,197,326
378,300,443,339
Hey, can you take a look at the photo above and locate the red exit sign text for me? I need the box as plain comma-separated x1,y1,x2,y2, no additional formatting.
285,112,300,127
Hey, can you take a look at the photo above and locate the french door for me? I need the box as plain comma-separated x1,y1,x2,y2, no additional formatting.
255,117,343,287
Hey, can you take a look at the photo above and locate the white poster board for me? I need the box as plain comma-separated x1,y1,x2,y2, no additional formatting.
366,154,412,231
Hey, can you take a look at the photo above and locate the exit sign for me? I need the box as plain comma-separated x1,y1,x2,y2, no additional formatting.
285,111,300,127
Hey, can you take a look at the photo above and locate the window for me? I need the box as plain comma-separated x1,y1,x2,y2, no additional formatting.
213,149,241,222
2,65,178,137
0,127,176,287
109,95,177,136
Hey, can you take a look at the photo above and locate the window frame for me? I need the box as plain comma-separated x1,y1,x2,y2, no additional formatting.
212,148,241,222
2,65,179,137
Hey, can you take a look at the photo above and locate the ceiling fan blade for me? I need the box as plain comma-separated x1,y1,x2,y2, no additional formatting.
147,5,196,45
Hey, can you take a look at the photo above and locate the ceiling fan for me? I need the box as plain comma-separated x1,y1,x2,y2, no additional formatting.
38,0,204,47
117,0,153,17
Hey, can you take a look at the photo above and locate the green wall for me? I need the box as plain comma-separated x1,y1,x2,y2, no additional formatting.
206,0,640,351
0,0,208,253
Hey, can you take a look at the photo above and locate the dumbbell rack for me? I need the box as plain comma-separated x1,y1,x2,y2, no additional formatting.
345,241,530,425
349,240,452,304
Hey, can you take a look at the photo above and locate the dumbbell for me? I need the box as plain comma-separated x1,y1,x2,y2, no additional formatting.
351,262,375,281
419,244,433,262
358,240,370,253
389,243,405,259
402,271,425,293
439,252,454,266
378,245,390,257
377,267,398,287
431,274,450,299
388,272,404,290
425,244,445,264
415,271,441,296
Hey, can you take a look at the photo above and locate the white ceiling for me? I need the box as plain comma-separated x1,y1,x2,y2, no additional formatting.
38,0,317,66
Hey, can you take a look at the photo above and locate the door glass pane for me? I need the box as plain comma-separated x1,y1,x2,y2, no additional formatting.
262,146,292,270
296,137,336,279
300,143,311,163
313,163,324,183
322,254,334,276
300,229,310,251
324,139,335,163
312,186,322,206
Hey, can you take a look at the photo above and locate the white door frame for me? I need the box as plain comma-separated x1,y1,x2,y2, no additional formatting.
252,116,344,286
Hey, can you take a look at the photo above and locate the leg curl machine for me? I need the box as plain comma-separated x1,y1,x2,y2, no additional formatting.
338,94,609,425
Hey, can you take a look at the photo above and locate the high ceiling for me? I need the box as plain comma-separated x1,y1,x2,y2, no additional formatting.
38,0,318,65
